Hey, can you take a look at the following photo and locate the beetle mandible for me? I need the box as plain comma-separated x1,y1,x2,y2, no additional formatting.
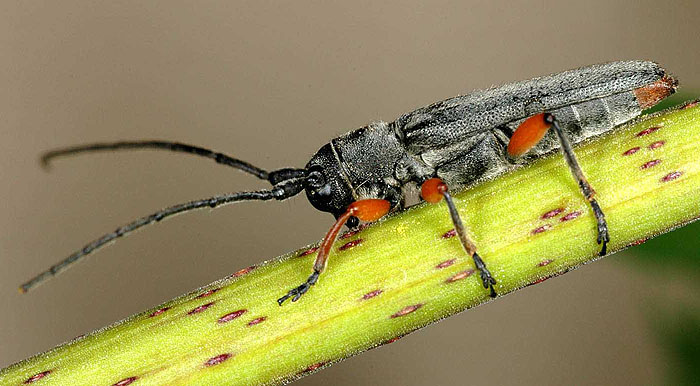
19,60,677,303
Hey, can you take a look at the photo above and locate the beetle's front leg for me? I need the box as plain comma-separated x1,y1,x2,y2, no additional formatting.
421,178,497,298
278,199,391,305
508,113,610,255
278,270,320,305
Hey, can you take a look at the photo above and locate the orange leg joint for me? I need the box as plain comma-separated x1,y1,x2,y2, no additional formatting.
507,113,552,157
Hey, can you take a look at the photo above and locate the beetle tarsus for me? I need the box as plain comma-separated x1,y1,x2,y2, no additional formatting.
473,252,497,297
599,240,608,257
278,270,320,305
589,199,610,256
597,224,610,256
597,228,610,256
432,185,498,298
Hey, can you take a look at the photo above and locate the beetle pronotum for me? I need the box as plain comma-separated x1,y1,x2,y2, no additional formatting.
19,61,677,304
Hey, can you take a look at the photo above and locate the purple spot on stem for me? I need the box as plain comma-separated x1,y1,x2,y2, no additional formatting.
636,126,661,137
682,100,699,109
630,238,649,246
188,302,215,315
531,224,552,235
149,307,171,318
339,239,362,251
441,229,457,239
217,309,247,324
362,289,383,300
541,208,564,219
640,159,662,169
112,377,138,386
435,259,457,269
538,259,554,267
648,140,665,150
247,317,267,326
299,247,318,257
384,335,404,344
301,362,326,374
560,211,582,222
622,147,640,156
391,304,423,318
661,171,683,182
196,288,220,299
340,229,359,239
445,269,475,283
205,353,233,367
231,266,256,278
24,371,51,384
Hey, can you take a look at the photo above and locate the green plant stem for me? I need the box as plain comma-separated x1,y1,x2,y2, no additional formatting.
3,102,700,385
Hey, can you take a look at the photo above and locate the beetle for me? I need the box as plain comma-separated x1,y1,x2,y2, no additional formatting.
19,60,677,304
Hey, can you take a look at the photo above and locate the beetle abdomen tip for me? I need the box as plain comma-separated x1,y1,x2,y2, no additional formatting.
635,74,678,110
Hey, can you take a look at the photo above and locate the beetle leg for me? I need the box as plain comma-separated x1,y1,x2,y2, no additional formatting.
546,113,610,255
278,199,391,305
508,113,610,256
421,178,497,297
277,270,320,304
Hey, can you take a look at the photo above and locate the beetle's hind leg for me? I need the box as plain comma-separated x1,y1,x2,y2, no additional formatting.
421,178,497,297
508,113,610,255
547,113,610,255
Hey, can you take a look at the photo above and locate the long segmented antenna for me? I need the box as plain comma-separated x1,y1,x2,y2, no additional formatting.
19,188,288,293
41,140,270,180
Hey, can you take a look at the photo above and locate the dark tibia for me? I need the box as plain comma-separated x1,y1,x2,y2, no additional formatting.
278,270,320,305
547,113,610,256
41,140,271,180
442,191,498,297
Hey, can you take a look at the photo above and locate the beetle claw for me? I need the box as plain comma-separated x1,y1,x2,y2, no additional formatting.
598,235,609,256
278,271,319,305
472,252,497,298
596,214,610,256
278,282,309,305
480,271,498,298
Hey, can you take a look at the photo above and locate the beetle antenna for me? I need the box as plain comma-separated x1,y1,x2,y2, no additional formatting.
19,184,303,294
41,140,271,180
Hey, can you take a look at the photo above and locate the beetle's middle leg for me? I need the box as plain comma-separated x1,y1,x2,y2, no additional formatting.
508,113,610,256
421,178,497,297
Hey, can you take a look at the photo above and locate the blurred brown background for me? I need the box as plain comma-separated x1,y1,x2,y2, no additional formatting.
2,1,700,385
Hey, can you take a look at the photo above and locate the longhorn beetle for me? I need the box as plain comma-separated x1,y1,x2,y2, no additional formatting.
19,61,677,304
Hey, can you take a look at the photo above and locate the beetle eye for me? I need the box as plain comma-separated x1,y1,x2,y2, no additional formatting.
346,216,359,228
307,170,326,189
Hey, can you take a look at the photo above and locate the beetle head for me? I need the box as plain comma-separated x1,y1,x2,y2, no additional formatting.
304,143,356,221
